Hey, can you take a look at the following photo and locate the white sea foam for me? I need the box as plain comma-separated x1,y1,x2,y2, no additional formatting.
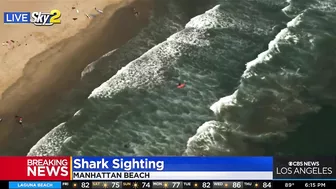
74,109,82,117
167,29,210,47
242,19,301,80
281,0,293,15
89,41,182,99
287,13,303,27
186,5,221,29
210,91,238,115
81,49,118,78
27,122,70,156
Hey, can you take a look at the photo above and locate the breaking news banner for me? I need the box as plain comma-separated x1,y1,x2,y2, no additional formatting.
0,156,271,181
71,157,272,180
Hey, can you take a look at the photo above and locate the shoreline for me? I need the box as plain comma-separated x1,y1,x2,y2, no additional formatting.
0,0,153,154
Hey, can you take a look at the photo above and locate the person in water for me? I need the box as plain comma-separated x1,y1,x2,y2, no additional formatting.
15,115,23,125
177,82,186,88
133,8,139,17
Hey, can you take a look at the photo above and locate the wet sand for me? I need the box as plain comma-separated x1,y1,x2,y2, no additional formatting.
0,0,153,154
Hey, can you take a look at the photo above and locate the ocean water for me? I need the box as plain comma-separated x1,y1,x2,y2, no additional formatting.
22,0,336,156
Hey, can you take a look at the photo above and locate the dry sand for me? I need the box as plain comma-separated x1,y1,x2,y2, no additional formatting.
0,0,153,154
0,0,132,98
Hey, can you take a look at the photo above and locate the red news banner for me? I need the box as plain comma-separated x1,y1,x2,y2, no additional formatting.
0,157,71,180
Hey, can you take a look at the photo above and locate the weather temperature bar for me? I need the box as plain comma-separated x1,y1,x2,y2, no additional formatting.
58,180,336,189
3,180,336,189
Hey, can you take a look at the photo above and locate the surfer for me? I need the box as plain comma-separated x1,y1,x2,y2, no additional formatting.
177,82,186,88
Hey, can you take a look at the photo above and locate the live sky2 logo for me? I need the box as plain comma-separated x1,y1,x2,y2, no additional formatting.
4,10,61,26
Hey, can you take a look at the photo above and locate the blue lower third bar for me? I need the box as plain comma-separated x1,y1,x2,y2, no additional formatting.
9,182,61,189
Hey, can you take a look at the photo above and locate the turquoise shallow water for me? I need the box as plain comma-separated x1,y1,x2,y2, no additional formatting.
3,0,336,156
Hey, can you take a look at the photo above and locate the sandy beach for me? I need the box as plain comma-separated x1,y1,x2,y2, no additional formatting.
0,0,130,98
0,0,153,154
